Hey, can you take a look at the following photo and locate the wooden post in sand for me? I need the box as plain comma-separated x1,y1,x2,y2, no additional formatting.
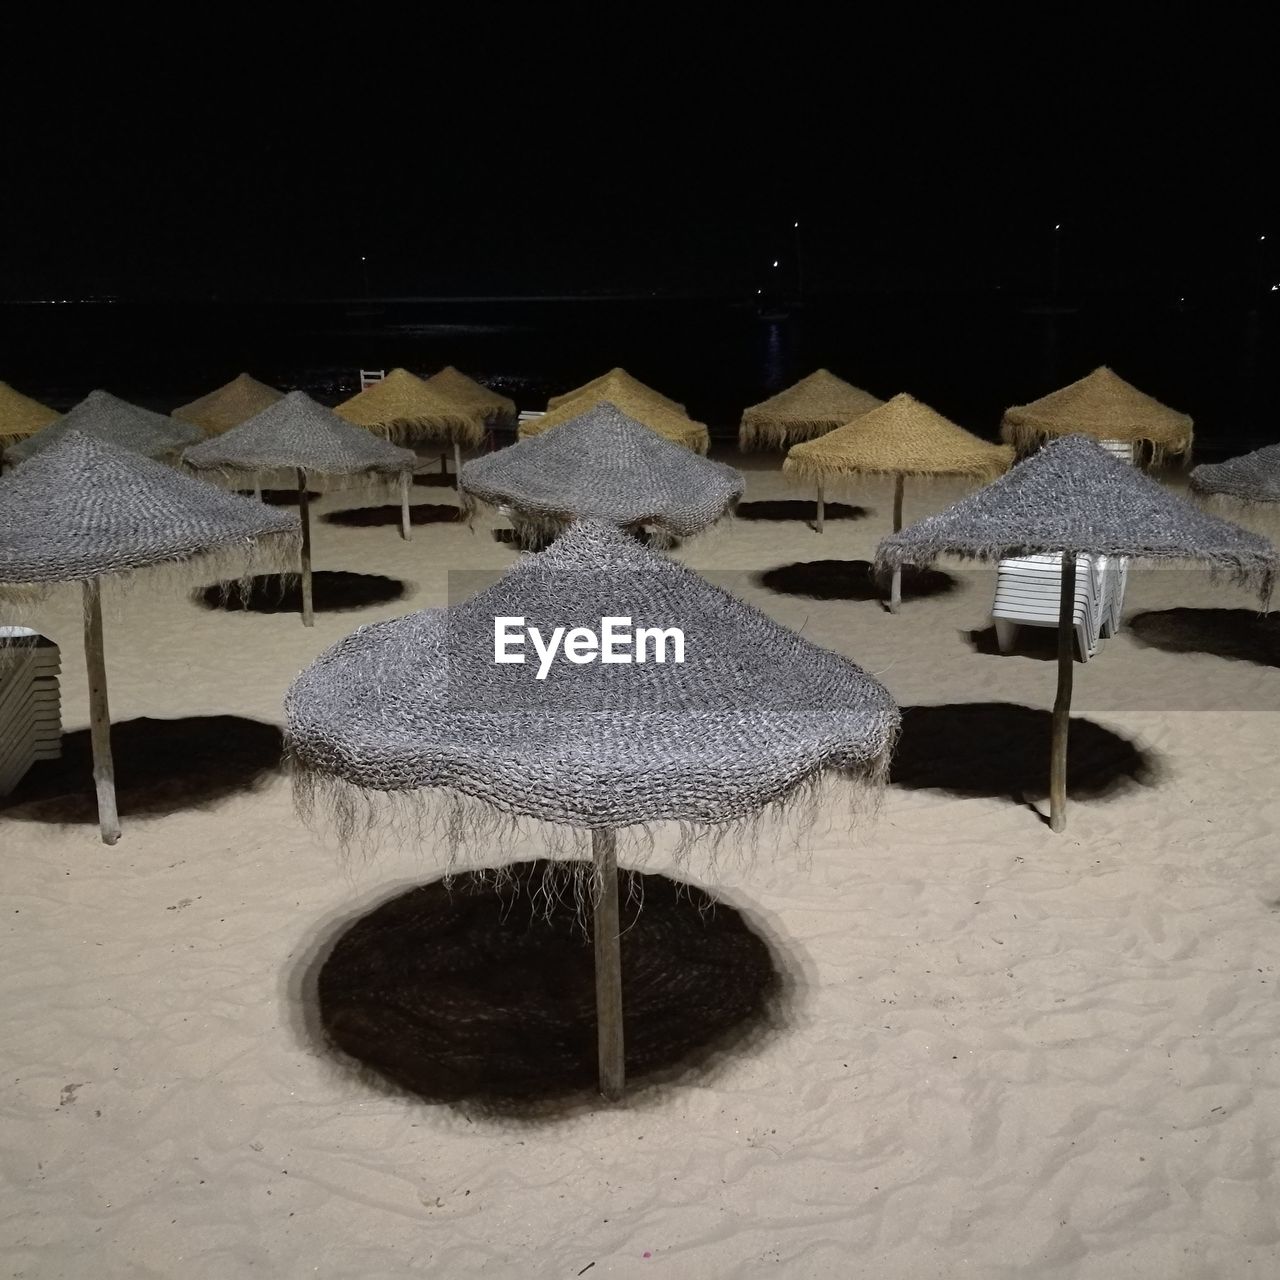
889,475,905,614
82,577,120,846
592,827,625,1101
399,471,412,541
253,483,263,502
1049,551,1077,833
297,468,314,628
814,482,825,534
453,442,464,491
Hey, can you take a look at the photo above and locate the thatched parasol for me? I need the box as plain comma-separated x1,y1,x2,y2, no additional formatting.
1190,443,1280,506
547,368,685,414
876,436,1275,831
739,369,884,452
1001,367,1194,464
425,366,518,430
172,373,285,436
5,389,205,466
183,391,416,626
286,518,898,1099
460,402,743,546
0,382,58,446
335,368,485,481
784,393,1013,606
0,432,299,845
522,385,710,455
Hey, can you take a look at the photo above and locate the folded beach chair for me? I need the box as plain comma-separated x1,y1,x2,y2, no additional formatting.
992,553,1106,661
0,627,62,795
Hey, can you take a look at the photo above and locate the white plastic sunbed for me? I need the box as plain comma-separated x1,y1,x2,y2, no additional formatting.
0,627,62,796
992,440,1134,659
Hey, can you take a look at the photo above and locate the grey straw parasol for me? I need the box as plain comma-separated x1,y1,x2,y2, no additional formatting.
5,389,205,466
1001,367,1194,464
783,393,1013,600
1190,443,1280,505
0,432,300,844
172,373,285,436
183,391,416,626
459,401,744,546
740,370,884,452
876,435,1275,831
286,518,898,1099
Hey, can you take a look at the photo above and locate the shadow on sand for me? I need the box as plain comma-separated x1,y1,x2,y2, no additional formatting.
323,503,463,528
195,571,408,614
0,715,282,824
964,624,1062,660
1128,608,1280,668
734,499,868,522
413,472,459,489
301,860,788,1116
234,489,320,505
890,702,1152,805
758,559,958,603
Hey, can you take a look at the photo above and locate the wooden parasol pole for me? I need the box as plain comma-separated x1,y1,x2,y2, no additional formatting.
1049,550,1077,832
592,827,625,1101
298,468,314,628
889,475,905,613
453,441,464,490
815,481,825,534
399,471,412,541
82,577,120,846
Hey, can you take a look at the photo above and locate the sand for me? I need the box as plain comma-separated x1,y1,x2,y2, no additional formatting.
3,456,1279,1278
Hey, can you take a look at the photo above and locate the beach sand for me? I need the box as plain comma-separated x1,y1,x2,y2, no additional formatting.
3,456,1278,1278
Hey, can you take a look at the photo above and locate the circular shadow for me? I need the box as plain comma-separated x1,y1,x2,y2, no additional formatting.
890,702,1152,801
734,499,868,522
195,571,407,614
0,715,282,823
324,503,463,528
757,559,957,602
316,860,782,1109
234,489,320,505
1128,608,1280,668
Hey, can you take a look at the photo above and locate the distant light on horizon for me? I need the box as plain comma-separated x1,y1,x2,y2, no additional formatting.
1054,224,1061,231
772,260,779,268
793,221,799,228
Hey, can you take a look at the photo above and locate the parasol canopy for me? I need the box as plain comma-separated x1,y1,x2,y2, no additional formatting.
1190,442,1280,506
5,390,205,465
335,368,485,448
740,370,884,451
172,373,285,436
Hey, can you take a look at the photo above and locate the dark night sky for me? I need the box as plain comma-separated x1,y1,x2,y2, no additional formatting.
4,11,1276,301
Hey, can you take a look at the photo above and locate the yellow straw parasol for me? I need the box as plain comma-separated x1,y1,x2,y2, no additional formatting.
520,388,710,454
784,393,1013,608
1001,366,1194,464
0,382,59,445
740,369,884,451
547,368,685,414
425,366,518,429
172,373,284,436
336,367,485,449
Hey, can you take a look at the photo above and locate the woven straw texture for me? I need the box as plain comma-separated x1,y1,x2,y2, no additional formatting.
521,386,710,455
425,366,518,429
875,436,1276,603
286,519,898,832
740,370,884,451
183,391,415,489
5,390,205,465
335,368,484,447
172,373,285,435
0,382,58,444
547,369,685,414
460,402,743,540
783,393,1013,483
1001,367,1194,462
1190,443,1280,505
0,432,299,592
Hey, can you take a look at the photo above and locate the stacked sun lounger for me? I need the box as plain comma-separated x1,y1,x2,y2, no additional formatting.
992,440,1134,660
0,627,62,796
